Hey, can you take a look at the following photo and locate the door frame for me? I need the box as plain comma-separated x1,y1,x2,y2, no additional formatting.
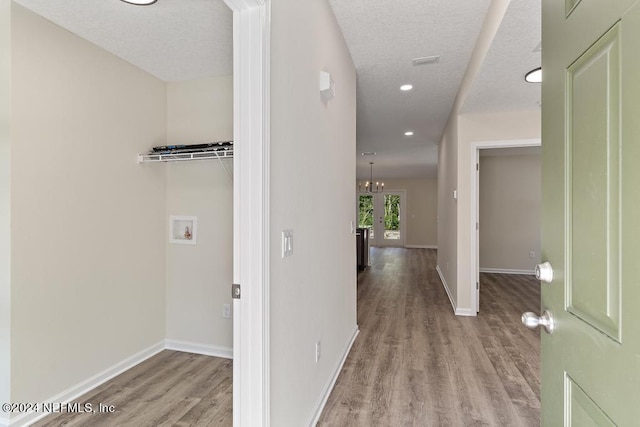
224,0,270,425
374,189,407,247
469,138,540,313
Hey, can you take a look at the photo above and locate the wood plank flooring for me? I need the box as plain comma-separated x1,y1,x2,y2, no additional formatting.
32,351,232,427
32,248,539,426
318,247,541,426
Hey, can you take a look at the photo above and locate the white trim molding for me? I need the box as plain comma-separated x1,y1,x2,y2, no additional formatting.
436,265,474,317
6,341,165,427
469,138,541,313
405,245,438,249
479,268,536,276
1,340,237,427
308,326,359,426
165,340,233,359
224,0,271,425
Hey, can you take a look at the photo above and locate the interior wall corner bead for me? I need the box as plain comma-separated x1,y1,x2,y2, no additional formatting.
320,71,335,102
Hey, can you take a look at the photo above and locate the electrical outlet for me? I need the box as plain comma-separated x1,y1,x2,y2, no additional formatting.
315,341,321,363
529,251,535,259
222,304,231,318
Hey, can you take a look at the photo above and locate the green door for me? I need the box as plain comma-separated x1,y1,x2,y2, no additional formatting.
541,0,640,424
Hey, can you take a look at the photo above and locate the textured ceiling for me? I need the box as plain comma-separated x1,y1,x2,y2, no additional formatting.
13,0,232,82
329,0,492,180
462,0,541,114
14,0,541,180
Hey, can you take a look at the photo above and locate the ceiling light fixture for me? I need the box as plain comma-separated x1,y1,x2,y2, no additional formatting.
120,0,158,5
404,131,414,136
400,84,413,91
525,67,542,83
359,162,384,193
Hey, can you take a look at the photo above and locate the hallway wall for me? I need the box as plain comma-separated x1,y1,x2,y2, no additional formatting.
270,0,358,424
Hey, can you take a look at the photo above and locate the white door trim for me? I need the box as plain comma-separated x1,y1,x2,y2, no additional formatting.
469,138,540,313
224,0,270,426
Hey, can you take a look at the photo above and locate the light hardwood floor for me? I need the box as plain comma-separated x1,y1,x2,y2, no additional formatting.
32,351,232,427
318,247,541,426
33,247,539,426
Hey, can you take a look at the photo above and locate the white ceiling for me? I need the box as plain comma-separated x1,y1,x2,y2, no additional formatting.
14,0,541,180
328,0,492,180
13,0,232,82
328,0,541,180
462,0,541,114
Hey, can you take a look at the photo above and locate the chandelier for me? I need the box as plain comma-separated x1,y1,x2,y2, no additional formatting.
359,162,384,193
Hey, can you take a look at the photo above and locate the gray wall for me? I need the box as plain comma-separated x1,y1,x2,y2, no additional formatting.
479,150,541,272
10,3,167,403
270,0,358,424
165,75,234,354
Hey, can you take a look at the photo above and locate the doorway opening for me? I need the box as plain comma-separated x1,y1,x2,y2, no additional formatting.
358,190,406,247
470,139,541,313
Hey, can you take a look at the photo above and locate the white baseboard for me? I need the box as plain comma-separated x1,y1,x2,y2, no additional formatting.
308,325,360,426
6,339,231,427
436,264,456,314
435,265,475,317
10,341,165,427
455,307,476,316
480,268,535,276
404,245,438,249
2,339,232,427
165,339,233,360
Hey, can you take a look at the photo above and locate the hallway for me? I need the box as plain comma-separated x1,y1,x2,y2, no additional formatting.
318,247,540,426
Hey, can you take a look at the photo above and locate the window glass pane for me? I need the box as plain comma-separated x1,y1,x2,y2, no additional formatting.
384,194,401,240
358,195,374,239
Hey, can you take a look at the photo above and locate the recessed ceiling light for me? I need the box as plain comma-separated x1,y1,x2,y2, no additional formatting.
400,84,413,91
404,131,414,136
361,152,376,156
120,0,157,5
525,67,542,83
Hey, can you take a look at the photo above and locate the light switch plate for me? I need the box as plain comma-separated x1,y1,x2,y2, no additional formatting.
282,230,293,258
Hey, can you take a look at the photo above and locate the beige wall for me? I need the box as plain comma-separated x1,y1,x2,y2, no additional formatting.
165,76,233,353
437,0,512,313
10,4,167,404
438,117,460,304
0,0,11,411
455,111,541,311
270,0,357,424
479,151,541,272
378,178,438,247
